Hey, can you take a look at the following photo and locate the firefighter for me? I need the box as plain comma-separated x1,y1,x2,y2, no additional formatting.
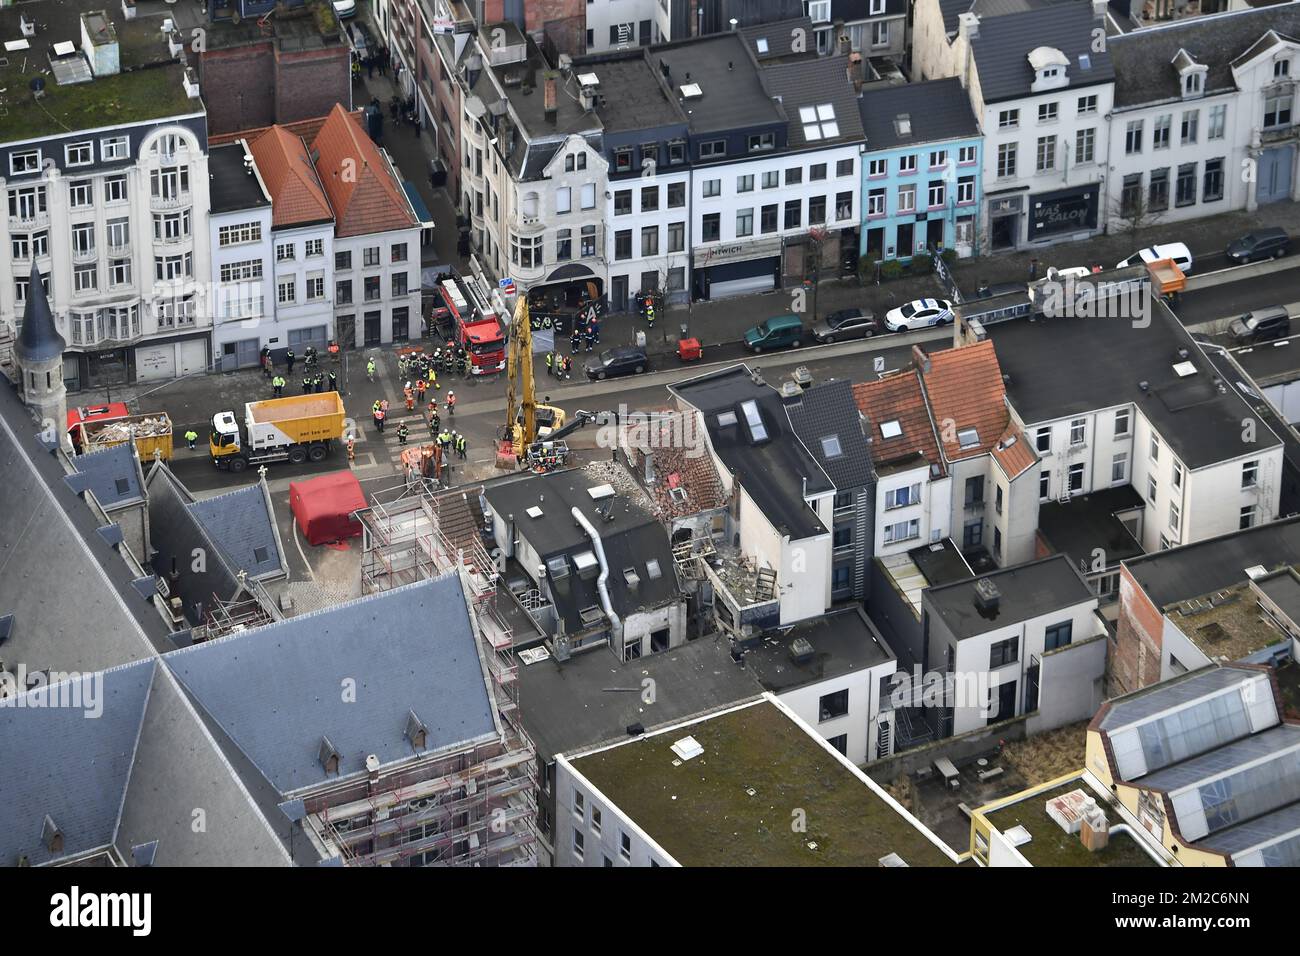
571,328,581,353
374,406,386,432
446,391,456,416
545,351,554,377
302,376,310,394
415,377,427,402
397,422,409,445
456,433,467,460
286,349,296,375
346,435,356,462
429,410,440,435
455,348,467,374
563,355,573,379
366,356,376,382
328,370,338,392
404,382,415,412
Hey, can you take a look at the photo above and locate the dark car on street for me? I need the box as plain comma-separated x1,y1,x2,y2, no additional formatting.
1226,228,1290,264
1228,307,1291,345
812,308,878,343
585,346,649,380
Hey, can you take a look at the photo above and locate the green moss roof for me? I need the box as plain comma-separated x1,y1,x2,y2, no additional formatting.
0,65,196,145
983,781,1159,867
571,700,957,867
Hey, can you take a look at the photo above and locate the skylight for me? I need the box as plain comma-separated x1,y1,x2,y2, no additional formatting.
957,428,980,449
821,435,843,458
801,103,838,141
880,420,902,439
646,559,663,580
756,37,769,54
717,411,738,427
741,399,768,442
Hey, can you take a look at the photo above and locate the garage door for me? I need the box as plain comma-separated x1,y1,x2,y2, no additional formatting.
709,274,776,299
135,344,176,382
179,339,207,375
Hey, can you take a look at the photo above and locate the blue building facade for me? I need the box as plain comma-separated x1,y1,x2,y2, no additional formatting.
856,79,984,264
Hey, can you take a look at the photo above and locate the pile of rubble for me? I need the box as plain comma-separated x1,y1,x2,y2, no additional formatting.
89,416,171,444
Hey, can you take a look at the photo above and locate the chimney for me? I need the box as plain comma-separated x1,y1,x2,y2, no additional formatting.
365,753,380,782
911,344,931,374
958,11,979,41
1091,0,1107,19
544,71,558,120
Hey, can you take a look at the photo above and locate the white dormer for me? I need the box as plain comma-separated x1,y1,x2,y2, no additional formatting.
1028,47,1069,93
1172,48,1207,100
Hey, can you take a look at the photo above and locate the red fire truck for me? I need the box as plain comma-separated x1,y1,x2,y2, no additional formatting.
441,276,506,375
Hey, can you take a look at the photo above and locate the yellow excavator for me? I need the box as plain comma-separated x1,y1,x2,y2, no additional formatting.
497,295,599,470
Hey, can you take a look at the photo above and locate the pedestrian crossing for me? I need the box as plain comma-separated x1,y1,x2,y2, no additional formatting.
347,412,472,476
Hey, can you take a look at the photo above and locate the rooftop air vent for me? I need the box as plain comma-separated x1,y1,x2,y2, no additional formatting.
974,577,1000,613
671,735,704,761
789,636,815,665
41,815,63,853
318,736,341,774
587,483,615,499
1245,565,1268,580
623,567,640,589
405,710,428,750
577,72,599,88
780,381,802,399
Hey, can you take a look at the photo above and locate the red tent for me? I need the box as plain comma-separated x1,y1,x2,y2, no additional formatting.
289,471,367,545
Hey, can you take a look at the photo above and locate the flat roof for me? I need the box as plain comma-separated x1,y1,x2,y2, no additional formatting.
569,699,956,866
1165,576,1296,661
573,51,685,133
648,34,784,136
990,297,1281,470
741,607,895,693
924,554,1094,641
1257,568,1300,624
0,1,196,144
1230,337,1300,388
209,143,270,214
1123,515,1300,609
519,636,764,761
982,779,1158,867
1036,484,1145,573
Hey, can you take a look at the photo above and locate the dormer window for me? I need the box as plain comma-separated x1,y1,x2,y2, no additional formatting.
1172,49,1207,100
1276,58,1292,80
1028,47,1069,93
1183,72,1203,97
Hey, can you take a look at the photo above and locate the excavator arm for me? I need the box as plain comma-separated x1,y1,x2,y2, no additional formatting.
499,295,536,467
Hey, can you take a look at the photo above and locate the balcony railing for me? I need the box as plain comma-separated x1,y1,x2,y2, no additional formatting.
8,210,49,230
149,192,190,211
71,246,97,264
107,242,132,258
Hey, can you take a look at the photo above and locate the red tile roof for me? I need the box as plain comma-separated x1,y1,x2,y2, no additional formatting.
920,341,1012,463
310,104,417,238
247,125,334,229
852,371,944,475
209,112,359,149
623,412,728,519
992,423,1038,479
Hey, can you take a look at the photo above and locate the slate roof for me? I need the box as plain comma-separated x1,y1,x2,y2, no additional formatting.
145,464,245,626
648,34,786,135
990,296,1282,470
834,0,909,19
483,468,682,633
519,635,763,760
70,443,146,509
784,379,874,491
187,483,288,582
920,340,1013,463
671,365,831,540
0,377,169,674
14,261,64,364
853,370,944,475
1108,6,1300,108
970,3,1116,103
859,78,980,151
923,553,1094,640
738,17,817,61
938,0,1071,35
311,104,418,238
0,658,293,867
165,575,498,795
763,54,868,150
248,125,334,229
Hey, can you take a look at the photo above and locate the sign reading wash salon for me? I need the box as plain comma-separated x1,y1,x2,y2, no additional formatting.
1030,185,1099,238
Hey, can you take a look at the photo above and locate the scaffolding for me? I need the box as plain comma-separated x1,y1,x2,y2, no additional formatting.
311,486,539,867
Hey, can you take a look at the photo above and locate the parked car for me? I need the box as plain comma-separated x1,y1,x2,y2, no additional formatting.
744,314,805,352
1049,266,1093,281
585,346,649,380
1116,242,1194,274
1226,228,1290,264
812,308,878,343
1228,306,1291,345
332,0,357,18
883,298,954,332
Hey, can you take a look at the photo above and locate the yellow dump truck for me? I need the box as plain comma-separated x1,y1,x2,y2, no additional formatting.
210,392,346,473
77,413,174,463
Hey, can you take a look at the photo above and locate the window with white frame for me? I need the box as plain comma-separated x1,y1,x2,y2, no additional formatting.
221,260,263,283
219,221,261,246
73,264,97,293
1035,427,1051,453
71,222,95,256
1153,114,1171,149
868,190,886,216
1243,459,1259,488
278,278,296,304
572,829,584,860
65,142,93,166
957,177,974,204
807,0,830,22
276,242,295,262
1208,104,1227,139
869,158,887,177
69,180,93,208
999,109,1018,129
1036,136,1056,172
1069,418,1086,445
1172,462,1183,490
1077,94,1097,115
885,484,921,509
883,518,920,544
928,181,945,207
1241,505,1257,530
899,153,916,174
154,254,191,280
1125,120,1143,154
897,184,915,213
105,176,128,204
10,150,40,175
109,259,131,287
1115,407,1130,436
1076,127,1095,164
1038,102,1058,123
871,21,888,47
1149,436,1159,461
307,274,325,300
1147,475,1158,503
101,136,129,161
1169,501,1181,534
305,238,324,257
1112,451,1128,483
959,145,976,165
